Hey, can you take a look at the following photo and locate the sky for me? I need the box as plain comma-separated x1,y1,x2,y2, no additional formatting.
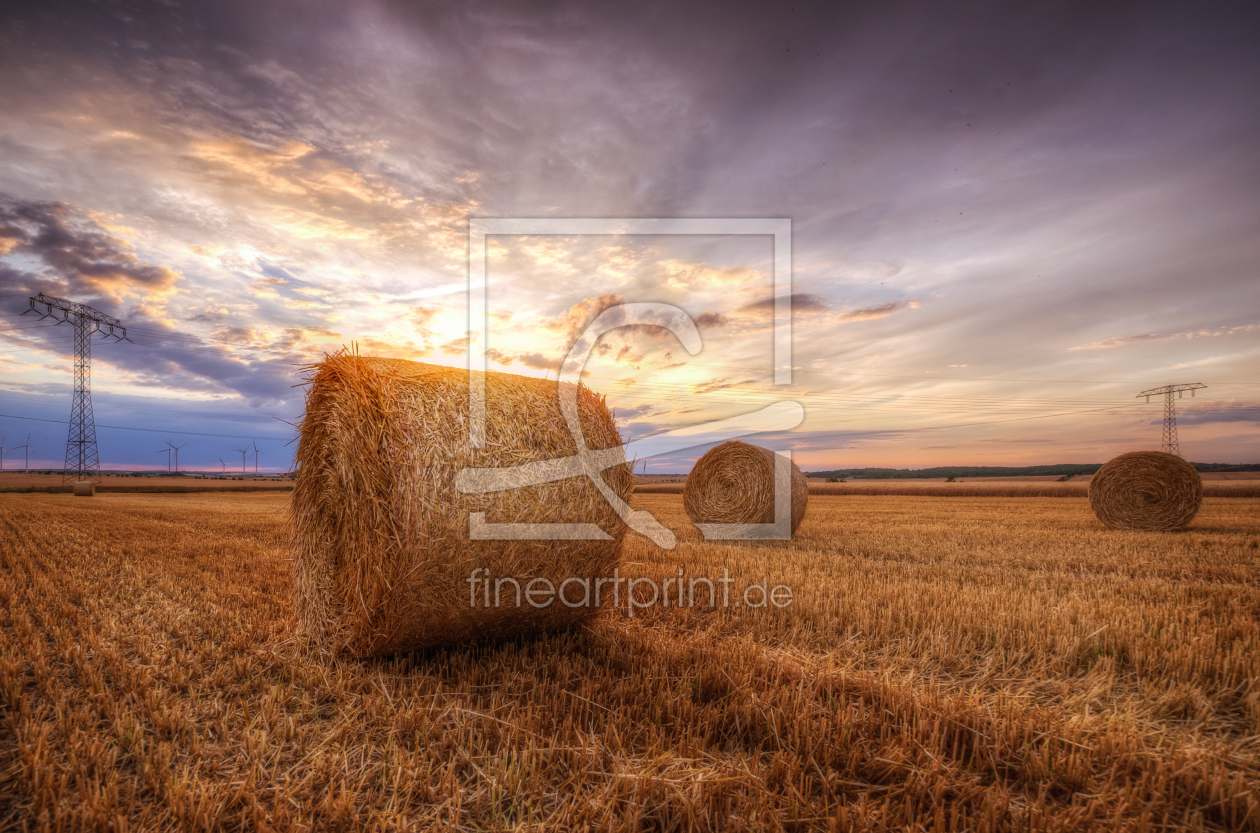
0,0,1257,473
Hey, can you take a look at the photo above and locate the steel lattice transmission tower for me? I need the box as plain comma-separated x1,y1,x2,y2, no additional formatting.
1137,383,1207,457
25,293,130,483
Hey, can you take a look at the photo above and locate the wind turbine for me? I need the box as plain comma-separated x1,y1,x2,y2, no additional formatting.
219,457,226,474
166,441,187,473
252,440,262,474
12,435,30,472
233,447,248,474
0,436,5,471
157,445,171,472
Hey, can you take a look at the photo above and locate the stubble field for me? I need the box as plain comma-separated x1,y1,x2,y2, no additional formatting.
1,490,1258,831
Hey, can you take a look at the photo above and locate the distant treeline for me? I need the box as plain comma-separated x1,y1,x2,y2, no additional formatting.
1192,463,1260,472
807,463,1260,479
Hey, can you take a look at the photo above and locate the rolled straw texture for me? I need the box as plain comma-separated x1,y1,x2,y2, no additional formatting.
73,481,95,497
1088,451,1202,531
291,354,632,657
682,441,808,534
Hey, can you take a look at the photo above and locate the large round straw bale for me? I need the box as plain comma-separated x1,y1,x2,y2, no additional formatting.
73,481,95,497
291,353,632,657
1088,451,1202,531
682,440,808,533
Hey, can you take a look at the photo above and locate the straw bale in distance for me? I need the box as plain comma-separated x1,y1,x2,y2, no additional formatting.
683,440,808,533
291,353,632,657
1088,450,1202,531
73,481,95,497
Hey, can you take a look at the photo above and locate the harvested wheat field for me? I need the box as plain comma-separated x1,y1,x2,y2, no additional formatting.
0,473,293,494
1,490,1259,831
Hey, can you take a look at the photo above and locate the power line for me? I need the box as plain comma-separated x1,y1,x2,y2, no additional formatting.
582,375,1146,411
2,320,306,361
0,394,292,424
618,377,1137,404
629,402,1162,448
123,340,305,360
0,411,290,441
0,324,84,333
671,361,1136,385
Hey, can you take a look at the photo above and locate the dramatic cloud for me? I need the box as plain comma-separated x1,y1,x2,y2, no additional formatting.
836,300,919,322
1172,401,1260,426
0,194,179,303
736,294,828,317
542,294,728,366
692,312,728,330
548,294,629,343
483,348,556,372
732,296,918,325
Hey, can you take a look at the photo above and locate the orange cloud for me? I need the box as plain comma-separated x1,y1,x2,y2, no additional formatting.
1071,323,1258,350
835,299,919,322
661,260,764,291
548,293,628,341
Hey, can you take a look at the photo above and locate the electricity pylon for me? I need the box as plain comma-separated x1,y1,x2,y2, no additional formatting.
25,293,129,483
1137,383,1207,457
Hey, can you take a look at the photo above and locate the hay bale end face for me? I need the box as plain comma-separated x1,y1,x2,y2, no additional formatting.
290,354,632,657
73,481,95,497
683,440,808,534
1088,450,1203,531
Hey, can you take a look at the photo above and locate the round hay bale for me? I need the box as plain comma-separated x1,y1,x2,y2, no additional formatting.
73,481,95,497
291,354,632,657
682,440,808,534
1088,451,1202,531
